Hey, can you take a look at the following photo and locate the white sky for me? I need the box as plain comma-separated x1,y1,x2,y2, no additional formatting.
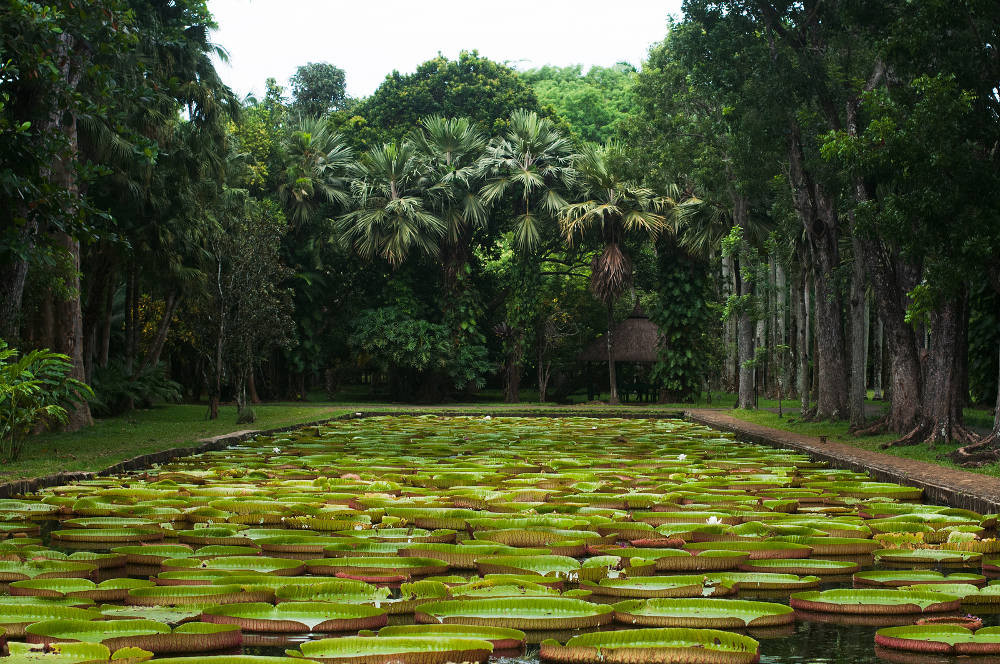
207,0,684,101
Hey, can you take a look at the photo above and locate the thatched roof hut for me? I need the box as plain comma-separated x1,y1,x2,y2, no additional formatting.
578,307,661,364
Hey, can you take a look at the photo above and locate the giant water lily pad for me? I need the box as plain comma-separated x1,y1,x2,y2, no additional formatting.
475,555,580,579
126,584,272,606
875,625,1000,655
874,548,982,566
162,556,304,576
581,575,736,599
612,598,794,628
0,605,100,637
274,579,391,604
375,624,526,650
4,642,152,664
415,597,613,630
10,578,154,601
0,560,97,581
789,589,962,614
201,602,387,632
305,557,448,581
25,619,241,653
291,636,493,664
853,570,987,588
739,558,858,576
539,627,760,664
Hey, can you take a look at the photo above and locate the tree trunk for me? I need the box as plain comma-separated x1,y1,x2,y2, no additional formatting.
873,316,884,400
812,192,849,420
51,233,93,430
0,214,37,342
848,240,868,428
798,268,811,415
722,253,737,391
730,247,755,411
775,262,787,397
98,279,113,368
249,366,262,404
788,126,848,420
888,289,977,447
606,303,619,405
140,292,180,372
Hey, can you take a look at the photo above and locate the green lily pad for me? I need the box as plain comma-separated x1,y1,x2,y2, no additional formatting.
611,598,795,628
539,627,760,664
415,597,613,630
376,624,525,649
202,601,387,632
790,588,962,614
581,575,736,598
25,619,241,653
291,635,493,664
875,625,1000,654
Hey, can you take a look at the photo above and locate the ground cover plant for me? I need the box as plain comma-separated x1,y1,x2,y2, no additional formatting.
0,415,997,664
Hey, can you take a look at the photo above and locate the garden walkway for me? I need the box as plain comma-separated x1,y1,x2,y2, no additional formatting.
686,408,1000,515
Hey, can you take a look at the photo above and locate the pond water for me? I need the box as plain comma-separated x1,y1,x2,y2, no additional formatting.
4,416,996,664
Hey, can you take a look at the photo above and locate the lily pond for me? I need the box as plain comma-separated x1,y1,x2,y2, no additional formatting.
0,416,998,664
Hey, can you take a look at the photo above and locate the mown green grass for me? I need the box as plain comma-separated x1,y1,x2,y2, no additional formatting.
13,393,995,483
727,408,1000,478
5,404,350,482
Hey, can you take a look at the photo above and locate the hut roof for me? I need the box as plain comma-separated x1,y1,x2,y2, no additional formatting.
577,307,661,363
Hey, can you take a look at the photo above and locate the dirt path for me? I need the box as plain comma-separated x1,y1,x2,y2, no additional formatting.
686,408,1000,515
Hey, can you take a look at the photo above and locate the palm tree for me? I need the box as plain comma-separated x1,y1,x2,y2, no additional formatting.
409,115,488,291
339,142,446,267
278,116,354,230
560,142,673,404
480,110,576,251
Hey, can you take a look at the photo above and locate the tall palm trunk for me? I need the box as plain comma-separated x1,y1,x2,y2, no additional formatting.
606,302,619,405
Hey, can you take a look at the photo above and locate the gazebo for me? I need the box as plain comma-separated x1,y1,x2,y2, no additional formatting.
577,306,661,402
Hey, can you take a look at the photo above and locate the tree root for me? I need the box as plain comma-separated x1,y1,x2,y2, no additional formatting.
851,415,891,437
949,431,1000,466
881,420,983,449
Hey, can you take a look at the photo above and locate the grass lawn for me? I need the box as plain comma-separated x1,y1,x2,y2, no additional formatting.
13,390,995,484
725,408,1000,477
5,404,350,482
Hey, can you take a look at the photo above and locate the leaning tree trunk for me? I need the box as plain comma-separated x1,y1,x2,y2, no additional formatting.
140,292,180,372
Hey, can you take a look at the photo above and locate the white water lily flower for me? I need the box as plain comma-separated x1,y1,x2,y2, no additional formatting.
677,454,687,461
706,516,723,525
272,447,281,454
483,415,491,420
355,412,362,416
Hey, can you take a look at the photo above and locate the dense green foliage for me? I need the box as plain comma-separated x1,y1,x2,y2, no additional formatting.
0,340,92,460
1,2,997,454
521,64,636,144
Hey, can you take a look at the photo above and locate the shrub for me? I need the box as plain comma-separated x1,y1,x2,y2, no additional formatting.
0,340,93,461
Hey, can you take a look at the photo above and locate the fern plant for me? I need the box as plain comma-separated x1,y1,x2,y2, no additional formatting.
0,340,93,461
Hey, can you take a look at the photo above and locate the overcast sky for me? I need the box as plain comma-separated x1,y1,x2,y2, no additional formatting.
207,0,684,101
